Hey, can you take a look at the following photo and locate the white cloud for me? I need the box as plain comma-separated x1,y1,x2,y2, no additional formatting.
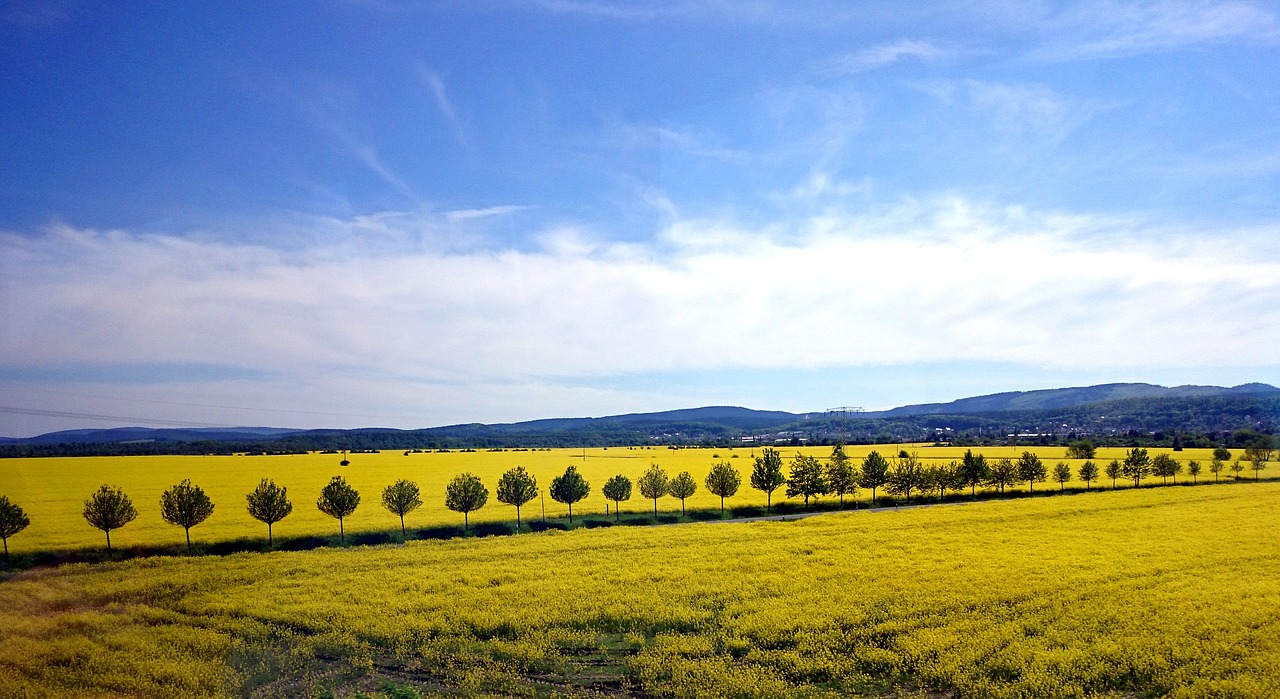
1033,0,1279,60
417,66,468,145
817,40,946,75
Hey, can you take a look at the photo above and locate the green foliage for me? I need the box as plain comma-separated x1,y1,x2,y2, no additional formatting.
1105,459,1122,488
860,450,891,504
667,471,697,514
924,461,960,499
637,464,670,517
160,479,215,552
1213,446,1232,462
785,454,829,506
445,473,488,530
1053,462,1072,490
825,445,858,503
1017,451,1048,492
1245,437,1273,480
82,484,137,553
1209,457,1226,481
1123,448,1152,487
704,461,741,513
750,448,785,513
245,479,292,545
1066,440,1097,460
958,449,989,496
1078,461,1099,489
987,458,1020,494
1150,453,1182,485
0,496,31,562
549,466,590,523
381,479,423,537
885,452,926,503
496,467,538,530
317,476,361,542
601,474,632,521
1186,460,1202,484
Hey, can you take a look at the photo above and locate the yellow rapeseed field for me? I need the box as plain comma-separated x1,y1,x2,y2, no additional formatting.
2,480,1277,698
0,445,1231,554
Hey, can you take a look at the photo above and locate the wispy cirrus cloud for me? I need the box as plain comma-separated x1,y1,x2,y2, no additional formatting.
816,39,947,75
1031,0,1279,60
417,65,468,146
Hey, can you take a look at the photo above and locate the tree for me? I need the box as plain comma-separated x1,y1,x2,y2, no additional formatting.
958,450,989,497
1066,440,1096,460
381,479,422,538
1244,437,1274,481
668,471,697,515
445,472,488,531
496,466,538,531
986,458,1020,494
637,463,670,517
0,496,30,563
550,465,590,523
602,474,632,521
786,454,829,507
1018,452,1047,493
245,478,292,545
704,462,741,514
885,452,926,503
1053,462,1072,491
751,448,786,513
860,450,891,505
83,485,137,554
160,479,215,553
1150,453,1181,486
1213,446,1232,463
1122,448,1151,488
1230,457,1245,480
317,476,360,543
1209,456,1226,482
1105,460,1122,489
826,445,858,505
1078,461,1099,490
927,461,960,500
1187,460,1201,484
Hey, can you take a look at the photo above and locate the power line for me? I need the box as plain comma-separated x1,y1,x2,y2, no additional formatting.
0,405,238,428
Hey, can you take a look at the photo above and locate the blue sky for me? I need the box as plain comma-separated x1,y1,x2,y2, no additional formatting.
3,0,1280,436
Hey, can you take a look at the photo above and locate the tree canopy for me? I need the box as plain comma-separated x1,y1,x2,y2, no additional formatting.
160,479,215,552
445,472,489,530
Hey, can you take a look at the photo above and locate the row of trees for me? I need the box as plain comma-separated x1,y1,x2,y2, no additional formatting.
0,442,1272,559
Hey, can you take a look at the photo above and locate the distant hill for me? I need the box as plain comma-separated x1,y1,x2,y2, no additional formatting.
0,426,303,446
862,383,1280,418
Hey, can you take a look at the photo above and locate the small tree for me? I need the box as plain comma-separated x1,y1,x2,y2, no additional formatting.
1053,462,1072,491
1150,453,1181,486
602,474,632,521
0,496,31,563
826,445,858,506
1077,460,1098,490
1230,457,1246,480
496,466,538,531
1122,448,1151,488
668,471,697,515
1187,460,1201,484
958,450,989,497
786,454,829,507
1244,437,1274,481
160,479,215,553
381,479,422,538
860,450,891,504
83,485,137,554
928,461,961,500
317,476,361,543
1105,459,1122,489
1018,451,1047,493
1066,440,1096,460
245,479,292,545
1213,446,1232,463
986,458,1020,494
1209,457,1225,482
445,473,488,531
885,452,926,503
637,464,670,517
705,462,741,514
550,465,590,523
751,448,786,513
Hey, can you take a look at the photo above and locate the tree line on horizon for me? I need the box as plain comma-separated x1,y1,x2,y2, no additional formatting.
0,439,1275,564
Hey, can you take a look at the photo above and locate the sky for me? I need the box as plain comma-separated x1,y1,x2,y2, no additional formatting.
2,0,1280,437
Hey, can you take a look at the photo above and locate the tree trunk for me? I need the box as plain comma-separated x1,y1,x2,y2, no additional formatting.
615,503,620,522
681,499,686,515
339,517,345,543
720,495,724,514
185,528,192,553
516,506,522,532
464,511,469,531
400,515,406,539
268,522,273,546
567,503,573,524
106,528,112,554
767,492,772,513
